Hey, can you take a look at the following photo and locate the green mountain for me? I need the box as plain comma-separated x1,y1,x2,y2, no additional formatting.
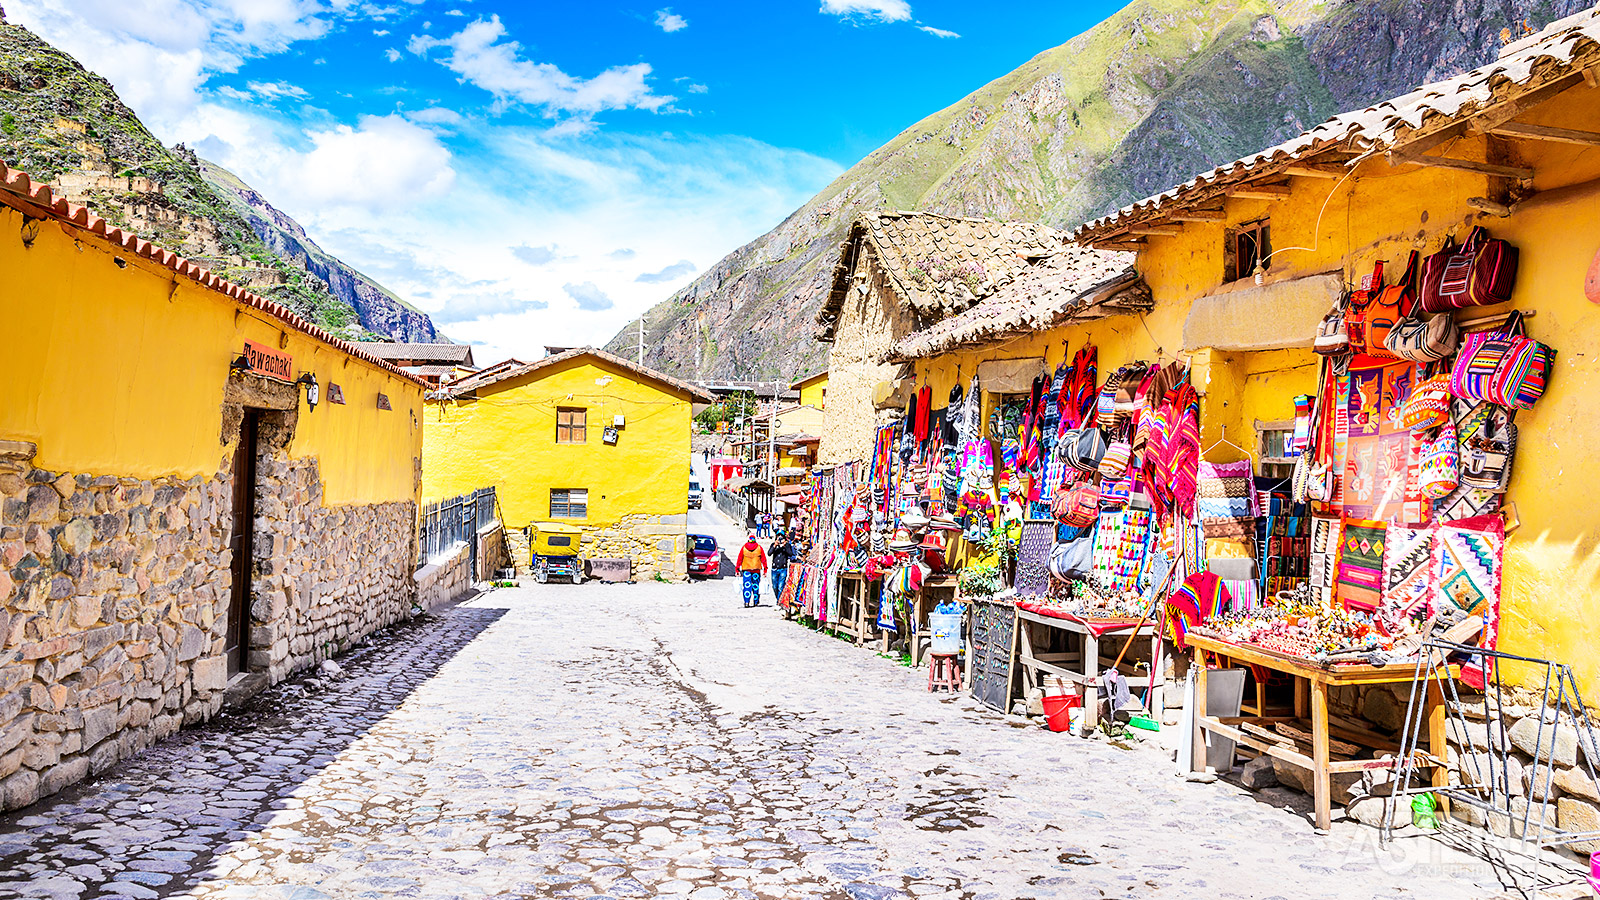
0,9,442,342
608,0,1588,380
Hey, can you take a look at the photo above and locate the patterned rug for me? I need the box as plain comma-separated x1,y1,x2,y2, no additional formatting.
1336,518,1387,612
1434,515,1504,688
1380,525,1433,628
1012,520,1055,598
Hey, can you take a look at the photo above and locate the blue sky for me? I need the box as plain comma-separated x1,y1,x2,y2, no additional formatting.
7,0,1128,362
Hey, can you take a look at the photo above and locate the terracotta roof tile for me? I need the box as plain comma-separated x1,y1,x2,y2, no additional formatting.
431,346,716,404
1073,5,1600,241
0,157,428,388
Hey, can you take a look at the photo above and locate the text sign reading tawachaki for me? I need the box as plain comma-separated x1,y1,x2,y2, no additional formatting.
242,340,293,382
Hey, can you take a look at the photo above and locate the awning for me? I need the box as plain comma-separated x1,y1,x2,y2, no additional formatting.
777,483,807,496
977,357,1046,393
1183,273,1340,352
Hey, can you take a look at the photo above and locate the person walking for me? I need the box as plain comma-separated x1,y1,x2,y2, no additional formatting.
769,530,793,605
736,532,767,608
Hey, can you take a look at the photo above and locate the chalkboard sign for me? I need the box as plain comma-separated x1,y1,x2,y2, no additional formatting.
968,597,1016,713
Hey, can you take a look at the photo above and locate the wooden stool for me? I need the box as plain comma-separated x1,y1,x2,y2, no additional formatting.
928,653,961,693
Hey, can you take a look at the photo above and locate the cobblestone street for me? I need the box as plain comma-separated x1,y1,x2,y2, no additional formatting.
0,560,1509,900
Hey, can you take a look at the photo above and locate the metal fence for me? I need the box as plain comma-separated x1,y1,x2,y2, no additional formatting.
419,486,497,568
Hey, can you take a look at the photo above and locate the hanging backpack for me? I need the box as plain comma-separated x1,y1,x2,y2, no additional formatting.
1049,526,1095,581
1098,439,1132,479
1051,476,1101,527
1066,426,1108,474
1314,299,1351,357
1362,252,1416,357
1422,226,1520,313
1400,374,1453,431
1345,261,1385,353
1448,310,1555,410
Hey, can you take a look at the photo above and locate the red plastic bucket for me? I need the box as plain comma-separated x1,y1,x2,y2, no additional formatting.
1041,693,1082,733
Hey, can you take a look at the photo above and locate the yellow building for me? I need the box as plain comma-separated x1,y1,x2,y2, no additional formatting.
0,161,426,811
1072,10,1600,696
423,347,713,581
793,370,829,410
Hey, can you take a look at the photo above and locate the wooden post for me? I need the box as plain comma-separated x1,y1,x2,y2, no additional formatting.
1191,651,1210,773
1427,679,1451,816
1082,633,1102,736
1311,680,1332,831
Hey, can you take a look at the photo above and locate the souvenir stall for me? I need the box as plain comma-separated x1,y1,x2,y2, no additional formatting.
1005,348,1204,734
1178,228,1548,831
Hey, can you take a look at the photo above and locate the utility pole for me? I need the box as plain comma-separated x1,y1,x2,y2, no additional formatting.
636,317,644,365
767,380,777,486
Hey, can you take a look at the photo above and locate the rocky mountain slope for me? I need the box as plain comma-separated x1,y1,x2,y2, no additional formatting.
0,9,441,342
609,0,1588,380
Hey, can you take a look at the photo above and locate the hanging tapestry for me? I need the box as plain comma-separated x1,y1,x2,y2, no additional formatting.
1197,459,1259,521
1343,360,1430,525
1012,520,1055,598
1336,517,1387,612
1379,525,1433,628
1165,571,1231,651
1308,516,1339,604
1292,394,1313,455
1433,514,1504,688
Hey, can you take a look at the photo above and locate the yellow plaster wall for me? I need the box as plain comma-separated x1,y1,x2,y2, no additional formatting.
0,204,423,506
422,356,691,528
1126,82,1600,691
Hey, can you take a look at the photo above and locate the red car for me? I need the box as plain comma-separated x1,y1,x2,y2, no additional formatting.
687,534,720,578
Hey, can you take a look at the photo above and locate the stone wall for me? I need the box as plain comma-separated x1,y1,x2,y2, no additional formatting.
819,245,919,465
414,541,471,613
476,523,510,581
0,427,417,812
579,514,688,583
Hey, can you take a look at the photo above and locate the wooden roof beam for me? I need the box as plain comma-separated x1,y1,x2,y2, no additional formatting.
1169,208,1226,222
1388,151,1534,180
1488,121,1600,147
1284,163,1348,178
1127,225,1181,236
1227,183,1292,200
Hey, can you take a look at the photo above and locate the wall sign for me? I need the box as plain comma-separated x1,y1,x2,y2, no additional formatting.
603,426,619,445
327,383,346,405
376,392,392,410
241,340,293,382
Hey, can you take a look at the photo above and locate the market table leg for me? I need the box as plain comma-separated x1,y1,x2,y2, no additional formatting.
1427,679,1450,815
1311,679,1331,832
1082,632,1101,736
1191,651,1208,773
1149,629,1165,721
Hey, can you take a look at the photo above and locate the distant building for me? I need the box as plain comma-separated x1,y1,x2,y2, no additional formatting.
357,341,476,386
422,347,714,581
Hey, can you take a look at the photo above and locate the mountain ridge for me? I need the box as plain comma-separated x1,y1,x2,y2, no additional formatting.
0,11,444,344
608,0,1588,380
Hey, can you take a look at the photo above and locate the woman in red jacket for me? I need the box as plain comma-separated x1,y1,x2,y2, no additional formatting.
735,532,767,608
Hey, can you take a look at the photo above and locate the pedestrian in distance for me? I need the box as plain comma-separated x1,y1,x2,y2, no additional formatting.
769,530,793,604
736,532,767,608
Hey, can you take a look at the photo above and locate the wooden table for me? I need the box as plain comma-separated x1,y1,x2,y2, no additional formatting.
1186,633,1456,831
1013,607,1164,736
832,572,879,645
906,575,958,666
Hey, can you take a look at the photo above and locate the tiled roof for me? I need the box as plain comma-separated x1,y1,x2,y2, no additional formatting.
0,159,428,388
790,369,828,389
431,346,715,403
357,342,475,365
885,245,1146,362
816,212,1062,341
1073,5,1600,242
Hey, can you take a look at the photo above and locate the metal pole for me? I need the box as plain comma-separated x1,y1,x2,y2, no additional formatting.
768,380,778,488
636,317,644,365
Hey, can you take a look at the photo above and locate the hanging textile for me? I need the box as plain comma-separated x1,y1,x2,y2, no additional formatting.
1292,394,1313,455
1336,517,1387,612
1433,514,1504,688
1197,460,1259,521
1165,571,1231,651
1379,524,1432,629
913,385,932,444
1343,360,1429,525
1012,520,1054,598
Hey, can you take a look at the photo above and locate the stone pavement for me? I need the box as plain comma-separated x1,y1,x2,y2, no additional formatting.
0,572,1513,900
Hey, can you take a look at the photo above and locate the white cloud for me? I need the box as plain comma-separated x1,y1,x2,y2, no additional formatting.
510,244,559,266
636,260,696,283
820,0,912,22
654,8,687,32
385,47,402,61
293,115,456,211
563,282,613,312
246,80,310,100
431,291,545,325
373,28,390,36
408,16,673,117
918,25,960,38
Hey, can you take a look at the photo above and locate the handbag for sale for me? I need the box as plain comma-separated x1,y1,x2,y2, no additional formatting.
1066,426,1108,473
1422,226,1520,313
1418,420,1461,501
1098,440,1132,479
1049,526,1096,581
1314,298,1351,357
1362,253,1415,357
1385,306,1460,362
1459,403,1517,492
1449,310,1555,410
1400,375,1453,431
1345,261,1385,353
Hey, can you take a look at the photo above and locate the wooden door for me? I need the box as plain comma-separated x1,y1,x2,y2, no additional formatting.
226,410,259,676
